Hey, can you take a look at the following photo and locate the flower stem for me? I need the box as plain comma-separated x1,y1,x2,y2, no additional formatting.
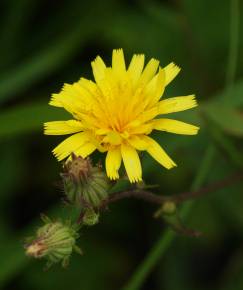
101,171,243,207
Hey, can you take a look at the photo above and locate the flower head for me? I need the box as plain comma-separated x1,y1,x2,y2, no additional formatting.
45,49,199,182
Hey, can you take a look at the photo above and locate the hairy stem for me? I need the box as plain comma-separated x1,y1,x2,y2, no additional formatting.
101,171,243,209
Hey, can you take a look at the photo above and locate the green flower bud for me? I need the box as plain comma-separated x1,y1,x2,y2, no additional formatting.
154,201,177,218
25,216,82,267
161,201,176,215
82,208,99,226
61,154,110,209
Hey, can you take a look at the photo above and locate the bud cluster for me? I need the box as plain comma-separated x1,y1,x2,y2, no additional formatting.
25,154,112,267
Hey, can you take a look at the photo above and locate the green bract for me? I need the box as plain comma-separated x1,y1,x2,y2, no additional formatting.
25,217,82,268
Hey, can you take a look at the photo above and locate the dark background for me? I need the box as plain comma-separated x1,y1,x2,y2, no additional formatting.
0,0,243,289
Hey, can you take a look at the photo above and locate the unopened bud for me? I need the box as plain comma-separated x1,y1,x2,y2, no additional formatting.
61,154,110,209
162,201,176,215
82,208,99,226
154,201,176,218
25,216,82,267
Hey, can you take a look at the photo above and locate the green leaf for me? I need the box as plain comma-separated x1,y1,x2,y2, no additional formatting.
0,0,37,67
216,79,243,107
203,105,243,136
202,80,243,136
0,0,117,104
0,25,87,104
0,102,68,138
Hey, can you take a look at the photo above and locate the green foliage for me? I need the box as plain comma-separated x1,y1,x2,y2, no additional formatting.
0,0,242,290
0,102,68,138
202,80,243,137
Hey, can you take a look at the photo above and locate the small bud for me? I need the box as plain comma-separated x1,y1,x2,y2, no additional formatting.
154,201,176,218
82,208,99,226
61,154,110,209
25,217,82,267
162,201,176,215
154,202,201,237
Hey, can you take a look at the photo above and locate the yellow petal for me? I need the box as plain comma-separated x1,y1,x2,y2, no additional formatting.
102,131,122,145
49,91,76,112
78,78,98,97
128,123,153,135
157,95,197,114
138,58,159,86
44,120,83,135
152,67,165,100
74,142,96,158
91,56,107,84
128,54,145,86
144,67,165,107
121,144,142,183
53,132,90,161
151,118,200,135
49,93,63,107
49,82,94,115
139,95,197,123
164,62,181,86
127,135,149,150
144,136,176,169
105,147,122,180
95,128,111,135
112,49,126,74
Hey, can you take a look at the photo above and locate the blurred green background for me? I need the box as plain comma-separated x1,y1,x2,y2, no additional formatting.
0,0,243,289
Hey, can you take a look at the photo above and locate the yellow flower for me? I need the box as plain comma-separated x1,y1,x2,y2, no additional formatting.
44,49,199,183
